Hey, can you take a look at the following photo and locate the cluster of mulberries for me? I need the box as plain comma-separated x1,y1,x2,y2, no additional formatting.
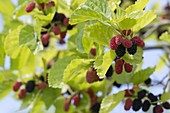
114,58,133,74
110,30,144,74
13,75,47,99
64,88,99,112
25,1,75,48
124,89,170,113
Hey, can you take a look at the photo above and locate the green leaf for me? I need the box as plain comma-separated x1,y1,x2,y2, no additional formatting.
159,93,170,102
0,35,5,66
94,50,115,78
159,32,170,44
125,0,149,14
131,67,156,85
4,26,23,58
70,0,112,24
42,87,61,109
19,25,40,53
63,59,92,83
84,22,117,47
48,56,78,88
99,91,125,113
119,18,136,29
132,10,156,32
122,47,143,65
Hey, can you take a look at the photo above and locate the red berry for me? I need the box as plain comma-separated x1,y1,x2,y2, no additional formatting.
38,3,45,10
64,98,71,112
91,96,98,106
86,88,95,98
73,94,80,106
25,2,36,13
41,34,50,46
90,48,96,56
18,89,26,99
115,59,124,74
38,82,47,90
60,31,67,39
122,38,132,48
132,36,145,48
86,68,99,83
124,98,133,111
125,89,135,97
110,37,117,50
46,1,55,8
124,62,133,73
115,34,123,45
52,25,61,35
63,18,69,26
122,30,132,36
13,82,22,92
153,105,164,113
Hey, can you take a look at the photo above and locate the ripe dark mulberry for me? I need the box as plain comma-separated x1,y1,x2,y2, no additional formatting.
124,98,133,111
162,101,170,109
106,65,113,78
39,75,44,82
115,44,126,57
113,81,121,88
132,99,142,111
52,12,61,22
144,78,151,85
90,103,100,113
127,40,137,55
67,24,74,30
137,90,147,99
147,93,158,102
142,100,151,112
26,80,35,93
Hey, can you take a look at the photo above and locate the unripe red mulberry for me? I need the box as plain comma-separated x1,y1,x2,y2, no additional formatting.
18,89,26,99
91,96,98,106
73,94,80,106
90,48,96,56
115,34,123,45
124,62,133,73
122,29,132,36
60,31,67,39
86,88,95,98
122,38,132,48
153,105,164,113
124,98,133,111
52,25,61,35
132,36,145,48
41,33,50,46
64,98,71,111
13,82,22,92
86,68,99,83
25,2,36,13
38,82,47,90
110,37,117,50
46,1,55,8
63,18,70,26
115,59,124,74
125,89,135,97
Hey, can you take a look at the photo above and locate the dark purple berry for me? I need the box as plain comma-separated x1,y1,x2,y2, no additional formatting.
144,78,151,85
132,99,142,111
115,44,126,57
148,93,158,102
52,12,61,22
127,40,137,55
106,65,113,78
142,100,151,112
67,24,74,30
90,103,100,113
39,75,44,82
153,105,163,113
26,80,35,93
162,101,170,109
137,90,147,99
113,81,121,88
